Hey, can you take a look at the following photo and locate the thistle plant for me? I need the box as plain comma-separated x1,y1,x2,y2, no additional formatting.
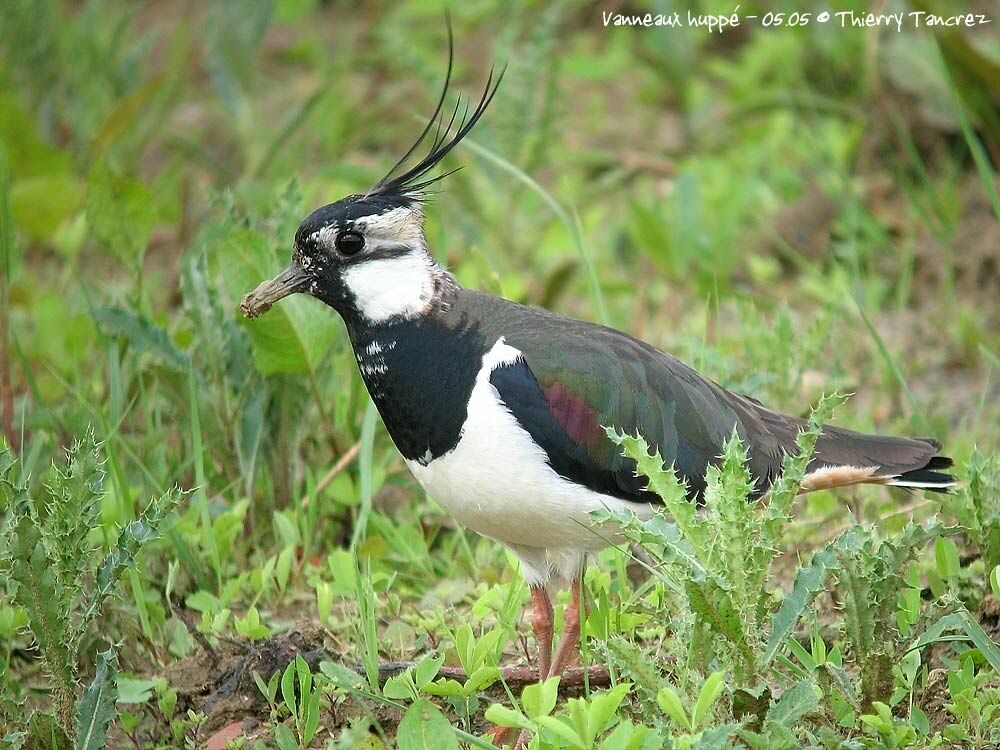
0,432,179,746
935,448,1000,570
594,394,1000,746
599,394,846,678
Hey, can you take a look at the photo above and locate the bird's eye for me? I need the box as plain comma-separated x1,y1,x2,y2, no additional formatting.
336,232,365,256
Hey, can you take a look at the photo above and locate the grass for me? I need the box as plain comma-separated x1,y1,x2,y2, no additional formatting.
1,1,1000,749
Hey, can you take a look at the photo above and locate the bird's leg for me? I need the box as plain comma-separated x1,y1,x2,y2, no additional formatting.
510,581,586,748
546,576,583,679
490,586,554,749
529,585,554,680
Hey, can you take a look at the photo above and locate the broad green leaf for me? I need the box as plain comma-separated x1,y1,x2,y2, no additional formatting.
464,665,500,694
692,672,725,730
521,676,560,720
280,661,297,718
909,705,930,737
657,686,691,730
318,660,363,689
382,672,416,700
92,78,166,154
471,627,504,671
934,537,961,579
85,160,157,263
327,549,359,597
217,227,337,374
302,690,321,744
115,676,156,704
10,174,84,241
422,678,464,697
587,683,632,737
483,703,531,730
598,721,650,750
537,715,586,747
752,722,798,749
76,650,118,750
414,652,445,688
296,654,311,698
273,723,297,750
396,699,458,750
454,623,474,674
0,95,72,179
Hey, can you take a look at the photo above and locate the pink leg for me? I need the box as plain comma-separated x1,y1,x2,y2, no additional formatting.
529,585,554,680
491,586,555,748
512,581,585,748
547,577,583,678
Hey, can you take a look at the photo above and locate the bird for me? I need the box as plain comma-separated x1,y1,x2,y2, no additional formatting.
240,36,953,708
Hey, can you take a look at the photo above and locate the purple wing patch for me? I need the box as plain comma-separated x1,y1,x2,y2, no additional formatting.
542,382,602,444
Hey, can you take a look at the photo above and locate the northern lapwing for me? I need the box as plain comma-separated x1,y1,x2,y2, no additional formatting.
240,44,954,697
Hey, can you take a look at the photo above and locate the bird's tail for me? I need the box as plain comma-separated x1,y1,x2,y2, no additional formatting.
798,426,955,493
740,399,956,494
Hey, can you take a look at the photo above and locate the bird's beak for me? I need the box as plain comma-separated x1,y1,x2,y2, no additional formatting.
240,263,312,319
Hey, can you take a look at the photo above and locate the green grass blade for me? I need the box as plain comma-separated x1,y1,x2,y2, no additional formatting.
460,136,609,324
188,365,222,589
935,44,1000,222
350,398,378,552
853,296,932,434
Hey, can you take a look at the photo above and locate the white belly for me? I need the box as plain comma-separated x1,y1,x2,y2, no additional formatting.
405,338,657,558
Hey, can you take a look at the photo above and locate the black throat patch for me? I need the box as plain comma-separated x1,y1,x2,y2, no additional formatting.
346,311,488,464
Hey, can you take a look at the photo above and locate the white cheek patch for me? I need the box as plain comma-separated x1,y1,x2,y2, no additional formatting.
341,253,435,323
354,207,424,243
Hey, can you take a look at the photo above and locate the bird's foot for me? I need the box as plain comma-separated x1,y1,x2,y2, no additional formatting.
486,725,531,750
489,723,517,748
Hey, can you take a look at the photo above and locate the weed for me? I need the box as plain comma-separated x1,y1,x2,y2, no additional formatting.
0,434,178,745
1,2,998,748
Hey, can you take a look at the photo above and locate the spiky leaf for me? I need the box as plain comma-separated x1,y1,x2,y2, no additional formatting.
75,650,118,750
764,546,840,666
92,307,191,372
609,430,707,555
86,488,181,623
768,678,820,728
25,711,72,750
10,520,76,732
42,434,105,616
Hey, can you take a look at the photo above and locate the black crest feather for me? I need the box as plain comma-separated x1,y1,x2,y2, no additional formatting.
366,21,505,202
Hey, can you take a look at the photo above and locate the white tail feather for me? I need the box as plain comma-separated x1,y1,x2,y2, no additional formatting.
799,464,955,494
887,478,957,489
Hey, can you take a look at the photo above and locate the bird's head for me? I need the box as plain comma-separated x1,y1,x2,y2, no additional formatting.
241,34,502,327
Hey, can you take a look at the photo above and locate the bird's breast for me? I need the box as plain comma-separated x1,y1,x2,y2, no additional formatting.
404,337,657,550
348,317,484,463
